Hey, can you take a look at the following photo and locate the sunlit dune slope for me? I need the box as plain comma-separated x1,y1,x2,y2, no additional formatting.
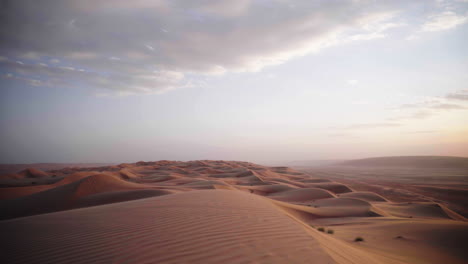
1,190,411,264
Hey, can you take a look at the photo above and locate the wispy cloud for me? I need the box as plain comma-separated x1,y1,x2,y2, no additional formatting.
406,2,468,40
344,12,406,41
408,110,435,119
421,11,468,32
446,89,468,101
0,57,189,94
429,103,466,110
388,91,468,121
388,110,434,121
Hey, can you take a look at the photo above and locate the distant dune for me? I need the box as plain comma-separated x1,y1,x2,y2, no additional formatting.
280,160,345,167
0,160,467,264
338,156,468,168
0,163,114,176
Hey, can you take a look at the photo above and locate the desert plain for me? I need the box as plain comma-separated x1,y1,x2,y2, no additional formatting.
0,158,467,264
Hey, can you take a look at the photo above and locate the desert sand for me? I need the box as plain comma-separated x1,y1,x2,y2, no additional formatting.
1,160,467,264
338,156,468,169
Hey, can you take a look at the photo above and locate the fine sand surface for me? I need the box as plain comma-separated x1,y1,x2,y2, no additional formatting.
1,160,467,263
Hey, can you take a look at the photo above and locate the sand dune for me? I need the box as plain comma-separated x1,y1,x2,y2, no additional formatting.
0,171,105,200
374,202,466,220
268,188,336,202
304,182,353,194
300,165,468,217
339,191,388,202
0,173,172,220
0,168,55,186
0,163,114,176
18,168,50,178
339,156,468,168
0,160,466,263
310,217,468,264
1,190,407,264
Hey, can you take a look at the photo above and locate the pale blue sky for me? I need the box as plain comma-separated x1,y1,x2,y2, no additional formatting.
1,0,468,163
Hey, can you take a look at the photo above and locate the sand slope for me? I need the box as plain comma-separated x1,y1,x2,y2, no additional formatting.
0,174,172,220
0,160,466,264
1,190,410,264
310,217,468,264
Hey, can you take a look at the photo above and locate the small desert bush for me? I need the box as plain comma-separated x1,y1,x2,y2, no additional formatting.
327,229,334,234
354,237,364,242
317,227,325,232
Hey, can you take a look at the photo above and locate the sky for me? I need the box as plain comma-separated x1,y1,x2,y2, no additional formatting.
1,0,468,164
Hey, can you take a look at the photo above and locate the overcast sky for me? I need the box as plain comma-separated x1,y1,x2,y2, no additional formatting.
1,0,468,164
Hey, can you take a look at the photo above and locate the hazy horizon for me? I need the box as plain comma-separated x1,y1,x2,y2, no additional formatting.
1,0,468,164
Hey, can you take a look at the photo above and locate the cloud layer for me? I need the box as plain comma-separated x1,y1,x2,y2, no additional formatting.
0,0,467,94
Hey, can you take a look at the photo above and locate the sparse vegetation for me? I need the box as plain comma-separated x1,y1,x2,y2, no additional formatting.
317,227,325,232
327,229,334,234
354,237,364,242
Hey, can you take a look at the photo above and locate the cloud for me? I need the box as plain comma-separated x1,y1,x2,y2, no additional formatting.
344,12,406,41
396,95,467,110
409,111,434,119
144,44,155,51
347,79,358,86
0,0,411,94
429,103,466,110
346,99,466,129
446,89,468,101
398,103,419,109
388,110,434,121
0,57,188,94
421,11,468,32
406,1,468,40
388,91,468,122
